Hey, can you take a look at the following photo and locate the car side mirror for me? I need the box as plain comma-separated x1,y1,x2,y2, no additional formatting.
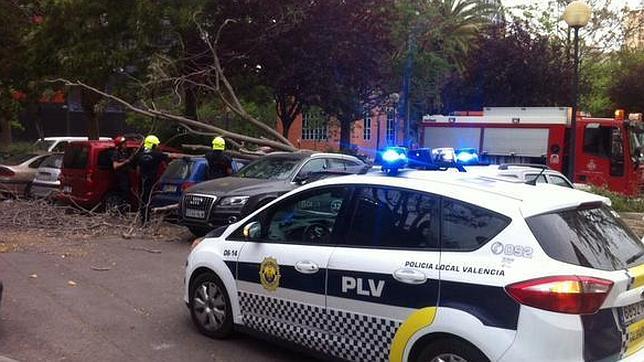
243,221,262,239
293,172,310,185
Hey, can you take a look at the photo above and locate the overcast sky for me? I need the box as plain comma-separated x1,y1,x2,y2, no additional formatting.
501,0,643,9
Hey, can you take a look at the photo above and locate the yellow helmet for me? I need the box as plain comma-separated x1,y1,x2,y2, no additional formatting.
144,135,160,150
212,136,225,151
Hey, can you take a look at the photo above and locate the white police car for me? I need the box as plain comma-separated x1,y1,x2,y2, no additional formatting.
184,170,644,362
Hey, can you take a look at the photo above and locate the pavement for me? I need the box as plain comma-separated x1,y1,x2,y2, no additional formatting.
0,237,313,362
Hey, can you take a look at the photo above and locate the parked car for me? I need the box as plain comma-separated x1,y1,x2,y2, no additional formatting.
179,152,366,236
468,163,574,188
57,139,178,209
33,136,112,153
30,153,64,199
151,156,249,210
0,153,51,197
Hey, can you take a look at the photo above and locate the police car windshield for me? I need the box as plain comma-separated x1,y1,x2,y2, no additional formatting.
526,205,644,271
236,156,301,180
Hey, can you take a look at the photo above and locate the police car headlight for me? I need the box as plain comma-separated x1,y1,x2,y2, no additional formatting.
191,236,205,250
219,196,250,206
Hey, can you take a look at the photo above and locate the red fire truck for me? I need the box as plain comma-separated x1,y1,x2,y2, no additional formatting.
418,107,644,195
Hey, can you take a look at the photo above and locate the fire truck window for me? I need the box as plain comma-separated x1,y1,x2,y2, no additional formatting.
583,126,612,158
611,129,624,159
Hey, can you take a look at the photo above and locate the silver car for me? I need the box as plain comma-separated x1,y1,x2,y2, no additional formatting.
30,153,64,199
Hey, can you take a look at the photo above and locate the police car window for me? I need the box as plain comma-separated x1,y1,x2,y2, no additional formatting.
527,205,644,270
344,187,440,249
264,187,347,244
441,199,510,250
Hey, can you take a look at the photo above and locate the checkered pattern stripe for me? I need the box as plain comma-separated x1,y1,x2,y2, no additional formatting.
239,292,327,353
326,308,401,362
238,292,402,362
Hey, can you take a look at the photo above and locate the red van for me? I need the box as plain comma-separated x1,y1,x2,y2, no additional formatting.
57,140,140,209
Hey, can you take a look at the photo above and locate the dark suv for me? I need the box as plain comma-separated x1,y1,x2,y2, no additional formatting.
179,152,365,236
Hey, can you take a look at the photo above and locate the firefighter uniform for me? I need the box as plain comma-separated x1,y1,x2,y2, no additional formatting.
135,135,169,224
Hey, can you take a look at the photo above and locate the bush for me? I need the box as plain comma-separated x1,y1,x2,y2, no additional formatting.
588,186,644,212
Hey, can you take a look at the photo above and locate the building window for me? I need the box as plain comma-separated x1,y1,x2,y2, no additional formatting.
386,109,396,145
302,112,328,141
363,111,372,141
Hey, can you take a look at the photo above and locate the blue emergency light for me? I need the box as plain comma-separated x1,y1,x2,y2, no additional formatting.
379,147,408,175
455,148,479,165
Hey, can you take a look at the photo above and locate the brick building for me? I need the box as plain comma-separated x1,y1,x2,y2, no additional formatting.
276,108,405,158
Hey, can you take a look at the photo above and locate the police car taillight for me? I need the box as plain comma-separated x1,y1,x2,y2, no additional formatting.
505,276,613,314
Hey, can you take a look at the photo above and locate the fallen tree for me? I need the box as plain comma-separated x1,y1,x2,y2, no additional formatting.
51,19,297,153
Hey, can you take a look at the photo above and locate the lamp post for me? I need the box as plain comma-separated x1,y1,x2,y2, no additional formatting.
563,1,592,182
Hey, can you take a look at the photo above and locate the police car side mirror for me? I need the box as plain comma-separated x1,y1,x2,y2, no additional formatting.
243,221,262,239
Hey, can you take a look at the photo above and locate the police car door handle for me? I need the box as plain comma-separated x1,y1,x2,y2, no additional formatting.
295,260,319,274
393,268,427,285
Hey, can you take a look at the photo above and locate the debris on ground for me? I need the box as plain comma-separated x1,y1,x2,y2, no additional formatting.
0,199,191,255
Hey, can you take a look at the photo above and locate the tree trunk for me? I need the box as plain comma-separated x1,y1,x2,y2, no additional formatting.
81,89,100,140
184,86,198,120
0,115,12,151
339,117,352,152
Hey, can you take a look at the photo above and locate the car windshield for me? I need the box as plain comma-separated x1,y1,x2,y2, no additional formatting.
2,153,38,166
41,154,64,169
526,205,644,271
164,159,192,179
235,156,302,180
33,140,55,152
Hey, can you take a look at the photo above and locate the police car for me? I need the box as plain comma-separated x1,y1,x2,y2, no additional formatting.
184,169,644,362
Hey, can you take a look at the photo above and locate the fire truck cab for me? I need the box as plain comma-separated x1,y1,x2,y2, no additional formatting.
419,107,644,195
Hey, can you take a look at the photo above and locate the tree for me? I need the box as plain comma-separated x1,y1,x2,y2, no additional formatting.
25,0,164,139
441,22,575,111
607,50,644,113
0,1,30,150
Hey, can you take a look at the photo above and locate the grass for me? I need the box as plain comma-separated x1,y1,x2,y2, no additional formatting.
588,186,644,213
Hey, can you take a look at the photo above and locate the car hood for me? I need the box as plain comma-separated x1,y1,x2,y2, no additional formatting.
185,176,291,197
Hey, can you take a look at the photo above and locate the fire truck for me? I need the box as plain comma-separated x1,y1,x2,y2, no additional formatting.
418,107,644,195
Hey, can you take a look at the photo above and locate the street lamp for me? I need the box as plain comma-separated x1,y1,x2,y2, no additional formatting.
563,1,592,182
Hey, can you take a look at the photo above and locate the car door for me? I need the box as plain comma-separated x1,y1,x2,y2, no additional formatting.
326,186,441,362
233,185,351,353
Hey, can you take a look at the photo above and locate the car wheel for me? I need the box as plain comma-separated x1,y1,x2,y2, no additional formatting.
189,273,233,339
414,338,489,362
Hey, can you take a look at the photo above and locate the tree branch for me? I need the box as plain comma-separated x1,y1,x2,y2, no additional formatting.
49,79,296,152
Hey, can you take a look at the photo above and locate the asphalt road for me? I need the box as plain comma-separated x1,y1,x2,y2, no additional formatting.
0,237,314,362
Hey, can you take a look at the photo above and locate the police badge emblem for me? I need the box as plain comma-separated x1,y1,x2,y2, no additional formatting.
260,257,280,291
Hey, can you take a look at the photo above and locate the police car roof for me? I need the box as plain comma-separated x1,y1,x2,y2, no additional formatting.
303,170,608,218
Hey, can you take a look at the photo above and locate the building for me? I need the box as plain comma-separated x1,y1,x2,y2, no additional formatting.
276,108,406,158
625,7,644,49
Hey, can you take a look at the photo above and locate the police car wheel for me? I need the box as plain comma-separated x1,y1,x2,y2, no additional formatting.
415,338,488,362
190,273,233,339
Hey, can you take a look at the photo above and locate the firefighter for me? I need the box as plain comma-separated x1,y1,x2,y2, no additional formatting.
205,136,233,180
135,135,169,225
111,135,134,205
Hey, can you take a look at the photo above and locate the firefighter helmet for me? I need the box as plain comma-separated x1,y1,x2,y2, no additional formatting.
144,135,160,150
212,136,226,151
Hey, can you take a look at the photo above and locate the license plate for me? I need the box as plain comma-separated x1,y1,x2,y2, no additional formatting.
63,186,72,193
163,185,177,193
623,300,644,326
185,208,206,219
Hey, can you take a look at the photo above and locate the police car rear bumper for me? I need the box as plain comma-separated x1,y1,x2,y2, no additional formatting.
498,305,644,361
